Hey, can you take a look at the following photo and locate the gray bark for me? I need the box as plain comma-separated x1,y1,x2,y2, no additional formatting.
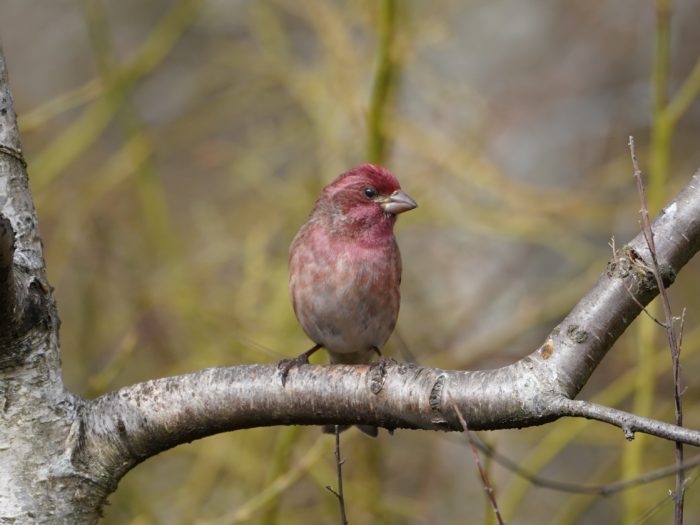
1,47,700,524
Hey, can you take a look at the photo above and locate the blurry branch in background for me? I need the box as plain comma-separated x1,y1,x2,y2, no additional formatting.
27,0,203,192
197,436,329,525
661,56,700,128
366,0,400,164
79,0,184,265
468,433,700,496
395,119,605,264
19,80,102,134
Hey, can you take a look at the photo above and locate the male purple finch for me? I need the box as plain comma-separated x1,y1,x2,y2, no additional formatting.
283,163,417,434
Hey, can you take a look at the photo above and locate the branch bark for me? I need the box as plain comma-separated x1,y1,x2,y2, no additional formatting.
0,46,56,359
0,213,17,331
0,46,77,523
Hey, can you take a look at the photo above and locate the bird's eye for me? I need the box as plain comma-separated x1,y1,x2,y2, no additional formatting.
364,187,378,198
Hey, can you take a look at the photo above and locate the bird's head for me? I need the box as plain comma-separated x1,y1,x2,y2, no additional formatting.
320,164,417,239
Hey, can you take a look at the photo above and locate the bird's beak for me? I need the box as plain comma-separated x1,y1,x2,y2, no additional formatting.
380,190,418,215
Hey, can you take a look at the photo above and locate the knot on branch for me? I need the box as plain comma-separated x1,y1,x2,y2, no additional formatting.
607,245,674,295
0,144,27,168
429,374,449,427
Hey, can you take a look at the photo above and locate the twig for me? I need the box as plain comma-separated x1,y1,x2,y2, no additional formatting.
628,135,685,522
453,404,505,525
464,432,700,495
325,425,348,525
631,475,697,525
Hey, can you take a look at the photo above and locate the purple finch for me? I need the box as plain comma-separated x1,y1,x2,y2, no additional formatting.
283,163,417,434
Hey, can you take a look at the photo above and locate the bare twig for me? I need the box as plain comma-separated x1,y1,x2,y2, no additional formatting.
629,135,685,522
631,475,696,525
453,404,505,525
325,426,348,525
466,432,700,495
553,397,699,445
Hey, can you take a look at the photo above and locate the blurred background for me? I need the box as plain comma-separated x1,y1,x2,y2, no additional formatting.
2,0,700,523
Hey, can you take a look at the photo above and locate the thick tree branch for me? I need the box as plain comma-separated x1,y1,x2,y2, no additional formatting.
81,361,557,482
83,358,700,489
0,47,72,523
536,169,700,398
0,47,55,358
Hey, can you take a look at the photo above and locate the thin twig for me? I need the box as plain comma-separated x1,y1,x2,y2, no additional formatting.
325,425,348,525
453,404,505,525
629,135,685,523
678,308,687,356
465,432,700,495
631,475,697,525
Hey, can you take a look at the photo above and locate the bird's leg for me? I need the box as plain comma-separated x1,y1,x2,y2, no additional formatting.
278,343,322,387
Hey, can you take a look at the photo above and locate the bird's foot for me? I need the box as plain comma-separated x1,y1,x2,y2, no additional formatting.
278,343,322,387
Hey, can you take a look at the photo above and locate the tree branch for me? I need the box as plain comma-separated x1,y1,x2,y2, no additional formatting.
0,47,56,360
82,360,700,489
553,398,700,445
539,168,700,398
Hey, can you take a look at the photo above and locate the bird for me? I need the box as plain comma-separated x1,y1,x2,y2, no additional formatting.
282,163,417,436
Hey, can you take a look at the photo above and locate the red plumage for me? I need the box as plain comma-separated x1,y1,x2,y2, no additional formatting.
289,164,417,366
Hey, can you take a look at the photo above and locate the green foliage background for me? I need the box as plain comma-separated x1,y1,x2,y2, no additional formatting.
2,1,700,523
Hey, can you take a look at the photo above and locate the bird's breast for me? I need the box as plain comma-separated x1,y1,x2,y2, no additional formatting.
289,230,401,354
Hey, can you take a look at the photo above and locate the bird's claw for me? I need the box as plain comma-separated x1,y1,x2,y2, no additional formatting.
278,344,322,387
277,354,309,387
